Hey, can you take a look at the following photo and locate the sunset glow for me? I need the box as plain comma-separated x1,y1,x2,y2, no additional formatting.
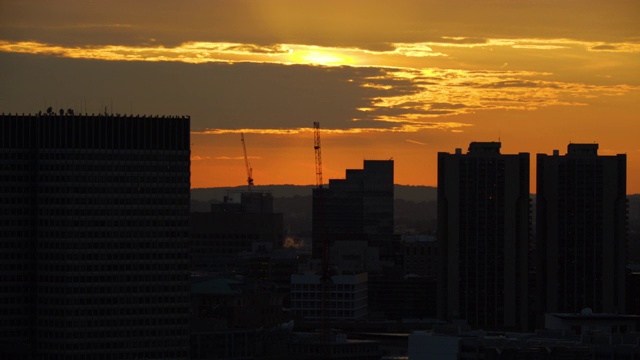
1,0,639,192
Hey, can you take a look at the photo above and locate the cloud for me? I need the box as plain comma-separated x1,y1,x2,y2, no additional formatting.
591,45,618,51
476,80,557,89
214,156,260,160
387,43,448,57
2,0,637,52
0,41,637,136
430,102,467,110
438,36,489,45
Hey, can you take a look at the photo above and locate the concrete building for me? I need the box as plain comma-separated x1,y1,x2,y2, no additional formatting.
290,272,368,320
437,142,532,331
408,325,640,360
312,160,394,268
537,144,627,316
0,113,190,358
287,332,381,360
545,310,640,335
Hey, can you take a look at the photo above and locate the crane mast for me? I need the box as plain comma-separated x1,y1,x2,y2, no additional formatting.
240,132,254,190
313,122,331,354
313,122,323,189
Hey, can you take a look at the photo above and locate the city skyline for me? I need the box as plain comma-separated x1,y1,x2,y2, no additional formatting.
1,0,639,192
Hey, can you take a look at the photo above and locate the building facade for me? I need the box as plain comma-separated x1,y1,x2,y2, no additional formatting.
312,160,394,267
537,144,627,316
290,272,368,320
0,113,190,359
190,191,284,271
437,142,531,331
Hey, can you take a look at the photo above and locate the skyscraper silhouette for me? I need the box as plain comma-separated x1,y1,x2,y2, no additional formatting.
0,113,190,359
537,144,627,316
437,142,531,331
312,160,394,266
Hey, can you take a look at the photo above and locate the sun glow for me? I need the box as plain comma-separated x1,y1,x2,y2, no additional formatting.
291,49,353,66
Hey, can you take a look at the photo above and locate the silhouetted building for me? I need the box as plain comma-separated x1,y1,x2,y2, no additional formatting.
537,144,627,316
287,332,381,360
312,160,394,269
628,264,640,316
290,272,368,320
191,275,287,330
401,234,438,277
410,325,640,360
437,142,531,331
0,113,190,359
368,273,436,321
190,192,284,271
545,310,639,335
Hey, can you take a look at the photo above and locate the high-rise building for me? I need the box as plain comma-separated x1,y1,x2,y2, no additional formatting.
312,160,394,268
437,142,531,331
0,113,191,359
537,144,627,315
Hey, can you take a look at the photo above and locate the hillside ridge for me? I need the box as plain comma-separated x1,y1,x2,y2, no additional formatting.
191,184,438,203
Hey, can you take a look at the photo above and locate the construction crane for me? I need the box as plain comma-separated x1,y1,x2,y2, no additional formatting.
313,122,331,355
240,132,254,190
314,122,323,189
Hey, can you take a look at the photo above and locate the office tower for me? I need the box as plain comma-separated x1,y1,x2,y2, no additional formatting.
312,160,394,269
0,113,190,359
537,144,627,315
437,142,531,331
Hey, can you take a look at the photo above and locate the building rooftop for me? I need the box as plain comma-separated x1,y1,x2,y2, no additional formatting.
567,143,598,156
468,141,501,154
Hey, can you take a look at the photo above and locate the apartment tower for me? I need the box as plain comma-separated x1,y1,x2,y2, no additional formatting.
437,142,531,331
537,144,627,315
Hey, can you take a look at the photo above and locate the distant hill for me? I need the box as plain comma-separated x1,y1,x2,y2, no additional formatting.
190,185,439,235
191,185,315,203
190,187,639,252
191,184,437,203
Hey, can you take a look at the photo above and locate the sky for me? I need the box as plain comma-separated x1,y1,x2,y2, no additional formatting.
1,0,639,192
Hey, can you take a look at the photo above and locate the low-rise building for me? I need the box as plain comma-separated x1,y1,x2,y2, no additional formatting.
290,272,368,320
408,319,640,360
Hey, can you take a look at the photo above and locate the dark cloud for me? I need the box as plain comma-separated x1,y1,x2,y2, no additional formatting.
2,1,636,52
476,80,558,89
430,102,467,109
591,44,618,51
0,52,427,131
222,44,291,54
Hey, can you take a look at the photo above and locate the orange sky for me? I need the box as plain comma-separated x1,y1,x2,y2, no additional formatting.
1,0,639,192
